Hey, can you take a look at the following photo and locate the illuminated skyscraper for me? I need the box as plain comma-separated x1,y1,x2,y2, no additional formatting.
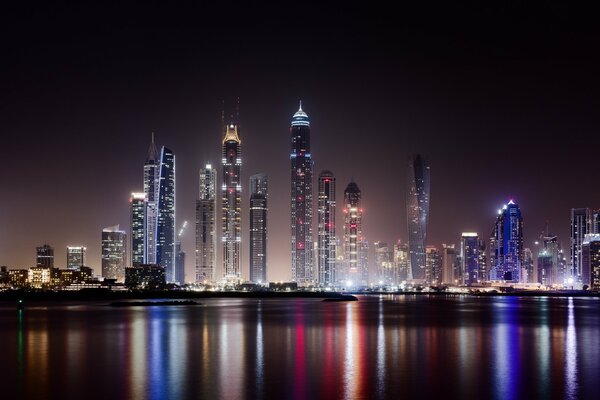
66,246,86,270
222,122,242,283
130,192,146,266
343,181,367,286
376,242,395,286
406,154,430,282
101,225,127,281
36,244,54,268
537,235,564,286
394,240,410,282
570,208,591,282
490,200,523,282
156,147,176,282
249,173,268,283
441,244,458,284
174,221,187,285
144,133,159,264
582,234,600,289
195,164,217,284
461,233,479,285
523,247,534,283
290,102,314,285
318,170,336,286
478,240,487,282
426,245,441,284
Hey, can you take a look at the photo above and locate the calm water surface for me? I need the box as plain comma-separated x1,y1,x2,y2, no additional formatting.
0,295,599,399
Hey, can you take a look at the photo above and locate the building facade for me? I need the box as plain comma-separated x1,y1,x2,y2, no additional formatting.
156,146,176,282
570,208,590,282
582,234,600,288
36,244,54,268
222,123,242,283
441,244,458,285
317,170,336,286
66,246,86,270
343,181,368,286
130,192,146,265
249,173,268,283
290,103,314,285
101,225,127,281
461,233,479,285
195,164,217,284
406,154,430,282
490,200,523,282
144,134,159,264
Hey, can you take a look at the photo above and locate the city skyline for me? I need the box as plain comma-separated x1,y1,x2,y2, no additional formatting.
2,3,599,282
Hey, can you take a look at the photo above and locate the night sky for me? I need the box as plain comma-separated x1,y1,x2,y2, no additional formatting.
1,2,598,280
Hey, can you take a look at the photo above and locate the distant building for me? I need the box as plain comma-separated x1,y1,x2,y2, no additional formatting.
36,244,54,268
28,266,56,289
222,122,242,283
394,241,409,283
130,192,146,265
317,171,336,286
537,235,564,286
144,134,159,264
592,209,600,234
8,270,28,287
343,181,367,286
406,154,430,282
375,242,395,286
441,244,458,285
523,248,534,283
461,233,479,285
478,240,487,282
490,200,523,282
570,208,590,282
195,164,217,284
66,246,86,270
156,146,176,282
125,264,166,290
101,225,127,282
249,173,268,283
175,240,185,285
425,245,441,284
582,234,600,289
290,102,314,285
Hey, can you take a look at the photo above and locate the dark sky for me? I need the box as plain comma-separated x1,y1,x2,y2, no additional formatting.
1,1,599,280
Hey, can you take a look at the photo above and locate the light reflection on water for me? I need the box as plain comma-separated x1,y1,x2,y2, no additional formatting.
1,296,599,399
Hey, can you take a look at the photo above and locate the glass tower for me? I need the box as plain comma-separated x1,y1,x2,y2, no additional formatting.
461,233,479,285
570,208,590,282
249,173,268,283
36,244,54,268
101,225,127,282
318,170,336,286
290,102,314,285
490,200,523,282
66,246,86,270
222,123,242,283
343,181,367,286
196,164,217,284
406,154,430,282
144,133,159,264
156,146,176,282
130,192,146,266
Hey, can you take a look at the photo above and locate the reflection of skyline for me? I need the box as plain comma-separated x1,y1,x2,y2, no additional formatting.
2,297,599,399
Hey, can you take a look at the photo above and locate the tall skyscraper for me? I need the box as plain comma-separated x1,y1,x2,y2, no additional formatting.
582,234,600,289
375,242,395,286
144,134,159,264
441,244,458,285
174,221,187,285
101,225,127,281
66,246,86,270
249,173,268,283
343,181,367,286
317,170,336,286
490,200,524,282
36,244,54,268
222,122,242,283
290,102,314,285
461,233,479,285
425,245,441,284
195,164,217,284
394,240,410,283
523,247,534,283
592,209,600,234
537,235,564,286
478,239,487,282
406,154,430,282
156,146,176,282
570,208,590,282
130,192,146,266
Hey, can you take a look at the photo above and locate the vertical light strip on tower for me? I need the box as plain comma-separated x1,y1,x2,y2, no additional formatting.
222,122,242,283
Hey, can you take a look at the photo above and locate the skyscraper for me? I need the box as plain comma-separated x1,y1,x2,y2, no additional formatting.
478,239,487,282
343,181,367,286
570,208,591,282
249,173,268,283
290,102,314,286
66,246,86,270
537,235,564,286
130,192,146,266
523,247,534,283
394,240,410,283
222,122,242,283
174,221,187,285
144,133,159,264
461,233,479,285
441,244,458,285
36,244,54,268
406,154,430,282
317,170,336,286
156,146,176,282
195,164,217,284
582,234,600,289
101,225,127,282
375,242,394,286
425,245,441,285
490,200,524,282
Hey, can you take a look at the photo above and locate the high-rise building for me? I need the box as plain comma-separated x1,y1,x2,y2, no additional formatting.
441,244,458,285
195,164,217,284
156,146,176,282
490,200,523,282
317,171,336,286
393,240,409,283
425,245,441,285
537,235,564,286
375,242,395,286
222,122,242,283
36,244,54,268
570,208,591,282
407,154,430,282
249,173,268,283
343,181,367,286
478,240,487,282
144,134,159,264
66,246,86,270
101,225,127,282
290,102,314,286
582,234,600,289
461,233,479,285
130,192,146,266
523,247,534,283
592,209,600,234
173,221,187,285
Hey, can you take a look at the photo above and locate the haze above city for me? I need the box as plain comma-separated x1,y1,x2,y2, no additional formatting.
1,2,599,281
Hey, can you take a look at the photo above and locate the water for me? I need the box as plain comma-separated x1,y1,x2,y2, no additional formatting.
0,295,599,399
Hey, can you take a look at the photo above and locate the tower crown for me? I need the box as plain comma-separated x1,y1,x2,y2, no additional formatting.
223,124,241,144
291,101,310,127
